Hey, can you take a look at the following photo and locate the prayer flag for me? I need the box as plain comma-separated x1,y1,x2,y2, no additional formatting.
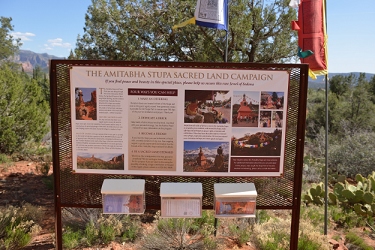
173,0,228,31
291,0,328,79
289,0,300,9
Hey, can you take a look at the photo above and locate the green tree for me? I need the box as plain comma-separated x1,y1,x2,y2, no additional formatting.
337,73,375,135
0,17,22,61
307,74,375,140
0,63,50,154
368,75,375,103
329,74,352,97
33,65,50,104
73,0,297,63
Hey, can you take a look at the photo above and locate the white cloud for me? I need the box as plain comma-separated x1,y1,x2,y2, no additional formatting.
46,38,71,48
10,32,35,41
43,44,53,50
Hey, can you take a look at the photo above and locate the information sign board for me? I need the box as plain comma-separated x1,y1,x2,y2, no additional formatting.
70,66,290,176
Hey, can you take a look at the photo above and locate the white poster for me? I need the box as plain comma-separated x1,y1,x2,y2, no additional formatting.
70,66,290,177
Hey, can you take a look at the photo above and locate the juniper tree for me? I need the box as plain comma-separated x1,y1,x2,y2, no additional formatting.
73,0,297,63
0,17,49,154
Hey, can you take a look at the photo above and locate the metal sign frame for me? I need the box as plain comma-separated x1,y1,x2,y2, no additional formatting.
50,60,309,250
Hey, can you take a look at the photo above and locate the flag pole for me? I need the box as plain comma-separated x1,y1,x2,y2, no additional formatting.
224,0,229,63
215,0,229,237
323,0,329,236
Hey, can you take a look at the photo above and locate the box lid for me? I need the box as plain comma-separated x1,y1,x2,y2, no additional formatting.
160,183,202,197
214,183,257,198
101,179,145,194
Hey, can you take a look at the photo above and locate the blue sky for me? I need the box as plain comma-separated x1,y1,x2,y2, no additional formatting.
1,0,374,74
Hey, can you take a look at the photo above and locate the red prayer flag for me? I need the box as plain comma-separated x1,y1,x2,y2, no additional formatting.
291,0,328,79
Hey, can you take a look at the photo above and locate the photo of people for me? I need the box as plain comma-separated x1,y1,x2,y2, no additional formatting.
103,194,144,214
77,153,124,170
259,111,272,128
231,128,282,156
232,91,259,127
75,87,97,120
260,91,284,110
184,90,231,124
183,141,229,172
272,111,283,128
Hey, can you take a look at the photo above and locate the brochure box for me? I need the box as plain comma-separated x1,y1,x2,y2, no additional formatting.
160,183,202,218
214,183,257,218
101,179,145,214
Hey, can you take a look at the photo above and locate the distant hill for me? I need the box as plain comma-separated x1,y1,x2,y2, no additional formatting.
12,50,64,73
308,72,375,89
11,51,375,86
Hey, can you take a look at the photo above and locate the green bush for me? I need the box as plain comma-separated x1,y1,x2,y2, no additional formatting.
189,210,215,234
298,232,326,250
345,231,373,250
227,220,252,247
142,217,216,250
62,209,143,248
99,224,116,244
62,227,81,249
83,221,98,246
329,206,366,229
300,204,324,229
0,153,9,164
0,205,42,250
121,216,140,243
329,131,375,178
251,216,330,250
3,227,32,250
0,63,50,154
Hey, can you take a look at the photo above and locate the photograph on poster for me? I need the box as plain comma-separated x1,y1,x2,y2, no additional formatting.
103,194,143,214
232,91,259,127
184,90,231,124
183,141,229,172
75,87,97,120
215,200,256,215
272,111,283,128
260,91,284,110
259,111,272,128
231,128,282,156
77,153,124,170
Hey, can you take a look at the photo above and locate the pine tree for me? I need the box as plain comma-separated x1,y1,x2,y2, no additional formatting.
0,17,22,61
74,0,297,63
0,17,50,154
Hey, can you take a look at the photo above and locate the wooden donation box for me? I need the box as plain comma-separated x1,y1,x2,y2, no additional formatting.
214,183,257,218
160,183,202,218
101,179,145,214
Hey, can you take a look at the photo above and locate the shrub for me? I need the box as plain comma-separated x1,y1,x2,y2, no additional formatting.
35,154,52,176
302,154,324,183
83,221,98,246
328,205,368,230
300,204,325,229
251,216,330,250
0,153,9,164
0,205,42,250
329,131,375,178
62,208,142,247
227,219,253,247
0,63,50,154
121,216,141,243
142,217,216,250
62,227,81,249
345,231,373,250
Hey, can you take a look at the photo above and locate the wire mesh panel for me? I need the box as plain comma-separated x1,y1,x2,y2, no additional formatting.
51,60,308,210
51,60,308,250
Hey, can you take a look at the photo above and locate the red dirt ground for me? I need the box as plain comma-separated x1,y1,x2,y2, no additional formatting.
1,161,374,250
